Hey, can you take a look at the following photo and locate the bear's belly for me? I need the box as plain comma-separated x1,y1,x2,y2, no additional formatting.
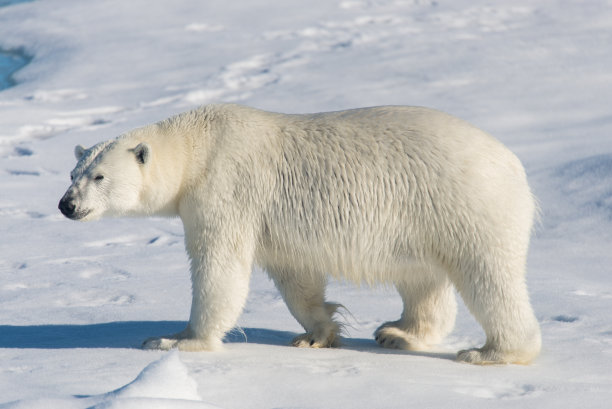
256,221,425,285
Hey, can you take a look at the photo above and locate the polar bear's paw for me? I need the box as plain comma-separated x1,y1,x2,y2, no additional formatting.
142,336,179,350
142,334,222,351
292,332,340,348
457,346,537,365
292,322,341,348
374,325,431,351
456,347,509,365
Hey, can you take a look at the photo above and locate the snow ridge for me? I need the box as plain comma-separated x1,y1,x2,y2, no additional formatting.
0,352,221,409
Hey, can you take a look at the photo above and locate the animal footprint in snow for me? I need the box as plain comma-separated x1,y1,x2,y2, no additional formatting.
25,89,87,102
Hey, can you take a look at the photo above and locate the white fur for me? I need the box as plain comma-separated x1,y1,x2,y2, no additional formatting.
60,104,541,364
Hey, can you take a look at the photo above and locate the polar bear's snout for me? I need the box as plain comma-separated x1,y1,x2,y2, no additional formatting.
58,190,90,220
58,193,76,218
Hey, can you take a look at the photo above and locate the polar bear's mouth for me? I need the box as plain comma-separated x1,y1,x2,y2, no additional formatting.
61,208,92,221
69,209,92,221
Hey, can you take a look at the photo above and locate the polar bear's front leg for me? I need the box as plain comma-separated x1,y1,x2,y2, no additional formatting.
142,326,193,350
143,216,255,351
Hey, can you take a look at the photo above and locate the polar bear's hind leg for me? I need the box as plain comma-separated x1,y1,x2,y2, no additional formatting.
270,268,342,348
375,269,457,351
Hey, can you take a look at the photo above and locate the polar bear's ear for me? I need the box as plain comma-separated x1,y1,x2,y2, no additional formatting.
132,143,150,165
74,145,86,161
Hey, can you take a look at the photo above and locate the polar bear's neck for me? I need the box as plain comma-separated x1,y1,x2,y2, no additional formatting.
124,123,195,217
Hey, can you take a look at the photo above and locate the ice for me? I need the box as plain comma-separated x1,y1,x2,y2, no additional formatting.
0,49,30,91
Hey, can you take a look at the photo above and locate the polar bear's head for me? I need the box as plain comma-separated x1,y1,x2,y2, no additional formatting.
58,139,151,221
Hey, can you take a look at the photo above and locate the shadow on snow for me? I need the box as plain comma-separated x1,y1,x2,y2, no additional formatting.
0,321,293,349
0,322,457,361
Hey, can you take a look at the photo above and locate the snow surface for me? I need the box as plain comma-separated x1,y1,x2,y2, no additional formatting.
1,0,611,407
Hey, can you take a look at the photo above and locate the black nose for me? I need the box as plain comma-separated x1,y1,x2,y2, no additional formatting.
58,195,76,217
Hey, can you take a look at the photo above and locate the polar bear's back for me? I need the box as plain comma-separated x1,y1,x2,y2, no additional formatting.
240,105,534,283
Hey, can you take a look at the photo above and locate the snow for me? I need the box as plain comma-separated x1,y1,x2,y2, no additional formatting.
0,0,611,407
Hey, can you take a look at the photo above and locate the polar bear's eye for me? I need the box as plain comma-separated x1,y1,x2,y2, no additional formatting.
94,174,104,182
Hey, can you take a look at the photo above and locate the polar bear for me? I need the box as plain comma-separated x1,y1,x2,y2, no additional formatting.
58,104,541,364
